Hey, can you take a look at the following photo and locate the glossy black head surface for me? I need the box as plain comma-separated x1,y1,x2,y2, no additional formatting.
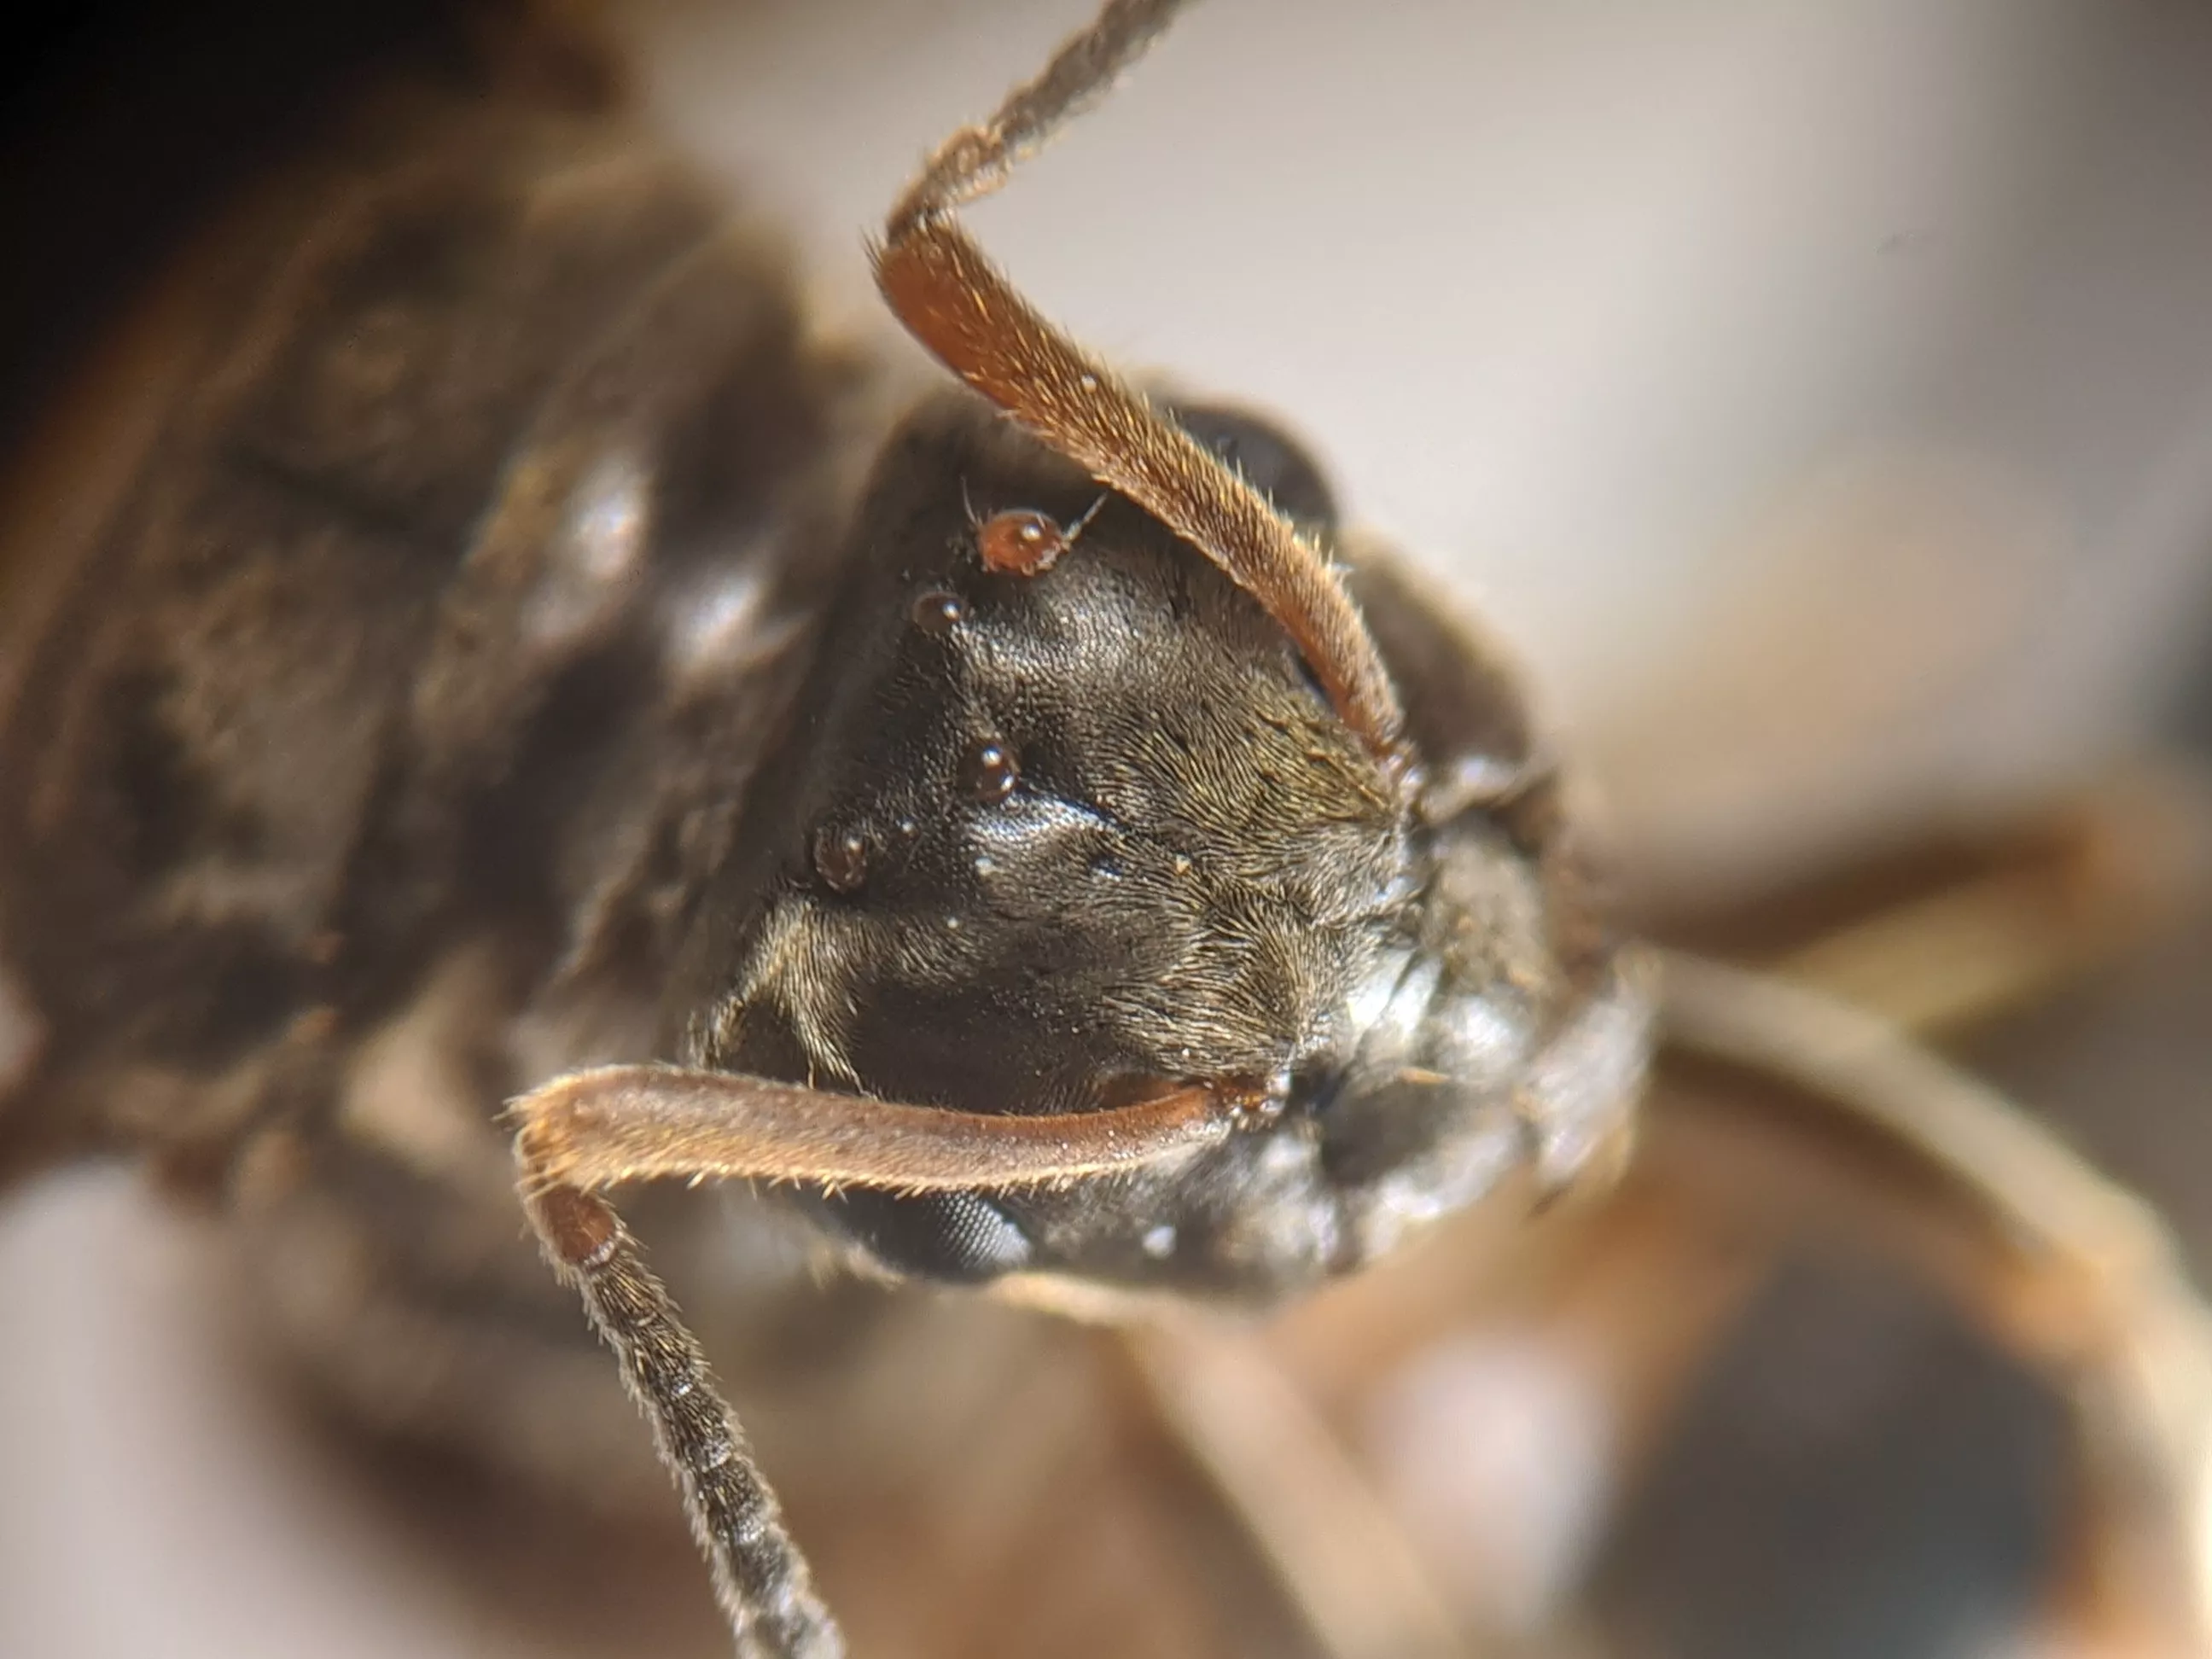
678,391,1647,1295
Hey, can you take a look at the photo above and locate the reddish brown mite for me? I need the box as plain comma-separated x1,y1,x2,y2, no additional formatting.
975,509,1068,575
974,494,1109,578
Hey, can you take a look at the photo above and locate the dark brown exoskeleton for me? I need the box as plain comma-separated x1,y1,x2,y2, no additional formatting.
0,2,1649,1654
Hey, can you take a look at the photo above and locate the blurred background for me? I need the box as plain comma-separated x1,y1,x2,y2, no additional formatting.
3,1,2212,1655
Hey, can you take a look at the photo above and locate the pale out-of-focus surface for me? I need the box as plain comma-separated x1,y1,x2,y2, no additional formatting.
8,3,2212,1656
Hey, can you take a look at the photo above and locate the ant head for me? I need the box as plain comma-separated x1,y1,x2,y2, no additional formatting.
676,392,1412,1281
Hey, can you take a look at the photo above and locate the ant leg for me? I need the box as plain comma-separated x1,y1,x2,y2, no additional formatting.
1655,947,2212,1621
1654,951,2173,1284
871,0,1407,765
1128,1315,1469,1659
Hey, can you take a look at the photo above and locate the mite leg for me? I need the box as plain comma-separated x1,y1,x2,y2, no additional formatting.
509,1065,1260,1657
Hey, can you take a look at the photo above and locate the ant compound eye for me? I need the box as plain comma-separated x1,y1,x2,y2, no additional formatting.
976,509,1067,576
811,824,871,893
959,738,1019,804
910,589,965,634
1168,403,1338,530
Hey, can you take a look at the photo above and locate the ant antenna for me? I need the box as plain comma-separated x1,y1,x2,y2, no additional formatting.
874,0,1407,767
